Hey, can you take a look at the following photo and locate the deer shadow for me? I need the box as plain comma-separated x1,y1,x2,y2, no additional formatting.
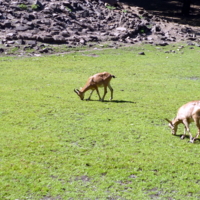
86,99,136,103
105,100,136,103
173,134,200,143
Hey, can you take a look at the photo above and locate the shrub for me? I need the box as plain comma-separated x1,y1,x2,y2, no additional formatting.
18,4,28,10
31,4,39,10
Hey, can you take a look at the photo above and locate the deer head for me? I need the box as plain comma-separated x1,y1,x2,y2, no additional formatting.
74,89,84,100
165,118,178,135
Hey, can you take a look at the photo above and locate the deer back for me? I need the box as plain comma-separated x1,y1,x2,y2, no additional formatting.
177,101,200,120
90,72,112,87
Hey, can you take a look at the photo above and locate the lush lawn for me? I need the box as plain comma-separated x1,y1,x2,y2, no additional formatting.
1,44,200,200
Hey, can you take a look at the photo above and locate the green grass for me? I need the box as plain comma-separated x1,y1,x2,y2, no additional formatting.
18,4,28,10
1,44,200,199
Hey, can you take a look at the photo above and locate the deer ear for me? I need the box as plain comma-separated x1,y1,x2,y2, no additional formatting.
74,89,79,94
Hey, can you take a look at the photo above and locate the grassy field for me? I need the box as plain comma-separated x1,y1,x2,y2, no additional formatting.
1,43,200,200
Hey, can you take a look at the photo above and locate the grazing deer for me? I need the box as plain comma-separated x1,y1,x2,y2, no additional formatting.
165,100,200,143
74,72,115,101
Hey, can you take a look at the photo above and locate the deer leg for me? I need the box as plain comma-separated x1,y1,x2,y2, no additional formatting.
95,87,101,101
181,126,187,139
108,83,113,101
182,119,193,140
87,90,94,100
191,118,200,143
101,86,108,101
192,130,200,143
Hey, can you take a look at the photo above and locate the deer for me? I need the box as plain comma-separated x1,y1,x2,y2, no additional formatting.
165,100,200,143
74,72,116,101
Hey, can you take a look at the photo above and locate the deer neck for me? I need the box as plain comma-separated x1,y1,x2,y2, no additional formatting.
172,118,182,126
80,84,91,93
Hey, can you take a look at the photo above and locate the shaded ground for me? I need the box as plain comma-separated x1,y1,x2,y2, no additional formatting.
121,0,200,26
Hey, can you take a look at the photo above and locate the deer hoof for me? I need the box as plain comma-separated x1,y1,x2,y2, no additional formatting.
181,135,185,140
189,139,194,143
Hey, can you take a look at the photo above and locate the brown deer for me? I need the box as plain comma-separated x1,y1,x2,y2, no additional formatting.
165,100,200,143
74,72,115,101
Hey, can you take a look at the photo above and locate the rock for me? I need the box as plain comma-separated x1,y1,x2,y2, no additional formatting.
138,52,145,55
116,27,127,31
0,48,5,53
155,42,169,46
101,0,118,6
0,0,198,55
15,25,32,31
39,47,53,53
7,40,15,44
26,40,37,46
79,38,86,45
53,35,66,43
6,33,17,40
61,31,70,37
187,41,195,46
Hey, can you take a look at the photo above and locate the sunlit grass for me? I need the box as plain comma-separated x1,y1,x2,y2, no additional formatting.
1,43,200,199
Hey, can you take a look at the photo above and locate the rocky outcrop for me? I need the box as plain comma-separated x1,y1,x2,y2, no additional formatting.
0,0,199,54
